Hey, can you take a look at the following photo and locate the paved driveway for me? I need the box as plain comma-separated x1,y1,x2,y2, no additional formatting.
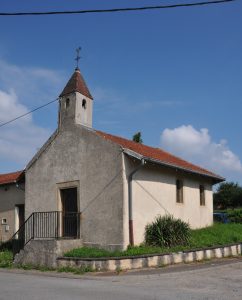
0,259,241,300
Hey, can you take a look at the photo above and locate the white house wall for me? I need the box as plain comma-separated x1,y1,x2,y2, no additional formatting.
25,125,124,250
123,156,213,246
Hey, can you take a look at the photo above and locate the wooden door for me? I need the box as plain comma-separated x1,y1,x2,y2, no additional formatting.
18,205,25,228
61,188,78,238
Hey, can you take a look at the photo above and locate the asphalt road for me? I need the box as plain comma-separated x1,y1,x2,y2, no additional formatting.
0,259,242,300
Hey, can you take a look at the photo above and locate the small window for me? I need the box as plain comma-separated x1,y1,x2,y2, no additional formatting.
200,185,205,206
176,179,183,203
1,218,7,225
65,98,70,109
82,99,87,109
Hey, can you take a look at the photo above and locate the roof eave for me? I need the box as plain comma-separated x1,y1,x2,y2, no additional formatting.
0,171,25,186
0,181,15,186
123,148,225,184
59,90,93,100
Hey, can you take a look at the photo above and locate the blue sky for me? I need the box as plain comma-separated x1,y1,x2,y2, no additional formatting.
0,0,241,183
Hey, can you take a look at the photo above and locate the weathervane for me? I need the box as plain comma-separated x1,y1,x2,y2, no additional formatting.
75,47,81,69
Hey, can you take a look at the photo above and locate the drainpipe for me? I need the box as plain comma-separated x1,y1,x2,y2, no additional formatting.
128,158,145,246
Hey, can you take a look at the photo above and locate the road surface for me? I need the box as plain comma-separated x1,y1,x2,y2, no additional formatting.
0,259,241,300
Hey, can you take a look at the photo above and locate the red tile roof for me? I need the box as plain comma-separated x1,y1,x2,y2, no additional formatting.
0,171,24,186
95,130,224,182
60,68,93,99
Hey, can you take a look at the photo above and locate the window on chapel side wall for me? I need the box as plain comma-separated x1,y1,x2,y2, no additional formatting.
200,185,205,206
176,179,183,204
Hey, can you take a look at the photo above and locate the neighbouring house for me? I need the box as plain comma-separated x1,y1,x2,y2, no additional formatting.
1,66,224,258
0,171,25,242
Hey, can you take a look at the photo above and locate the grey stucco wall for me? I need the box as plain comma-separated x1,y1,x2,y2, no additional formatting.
14,239,83,268
0,184,25,242
25,124,124,250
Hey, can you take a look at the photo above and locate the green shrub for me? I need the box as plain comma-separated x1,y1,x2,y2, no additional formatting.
145,215,191,248
0,251,13,268
227,209,242,223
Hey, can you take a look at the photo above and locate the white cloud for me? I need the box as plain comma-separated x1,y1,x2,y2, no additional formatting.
0,58,64,172
0,59,64,106
0,89,51,167
0,89,29,123
160,125,242,178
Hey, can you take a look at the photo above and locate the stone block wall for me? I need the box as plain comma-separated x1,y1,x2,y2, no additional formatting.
14,239,82,268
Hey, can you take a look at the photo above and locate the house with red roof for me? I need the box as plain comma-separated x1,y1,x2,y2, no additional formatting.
0,171,25,242
3,66,224,262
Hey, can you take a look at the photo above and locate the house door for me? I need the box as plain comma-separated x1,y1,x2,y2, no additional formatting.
61,188,78,238
14,205,25,240
15,204,25,231
18,205,25,228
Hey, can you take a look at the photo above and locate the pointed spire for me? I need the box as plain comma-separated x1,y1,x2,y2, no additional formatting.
60,68,93,99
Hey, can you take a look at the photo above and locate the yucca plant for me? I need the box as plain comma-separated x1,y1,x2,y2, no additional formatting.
145,215,191,248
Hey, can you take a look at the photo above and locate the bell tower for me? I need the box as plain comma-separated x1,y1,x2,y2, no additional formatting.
58,67,93,129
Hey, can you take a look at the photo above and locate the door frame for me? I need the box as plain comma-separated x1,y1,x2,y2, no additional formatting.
56,180,80,238
14,204,25,238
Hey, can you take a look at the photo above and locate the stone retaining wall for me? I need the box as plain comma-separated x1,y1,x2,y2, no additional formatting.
14,239,83,268
57,243,242,271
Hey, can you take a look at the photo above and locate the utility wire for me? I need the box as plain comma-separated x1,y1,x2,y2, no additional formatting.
0,0,237,16
0,98,58,128
0,0,237,127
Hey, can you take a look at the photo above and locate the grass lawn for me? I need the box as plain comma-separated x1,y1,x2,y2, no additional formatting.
0,250,13,268
64,223,242,258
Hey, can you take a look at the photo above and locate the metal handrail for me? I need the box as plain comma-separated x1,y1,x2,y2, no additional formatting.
11,211,81,256
11,213,33,241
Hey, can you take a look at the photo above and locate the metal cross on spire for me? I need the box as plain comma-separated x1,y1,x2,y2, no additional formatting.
75,47,81,69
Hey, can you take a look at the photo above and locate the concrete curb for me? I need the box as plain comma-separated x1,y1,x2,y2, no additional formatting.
57,243,242,271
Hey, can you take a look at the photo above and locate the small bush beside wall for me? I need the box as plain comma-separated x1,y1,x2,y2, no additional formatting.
0,250,13,268
145,215,191,248
227,209,242,223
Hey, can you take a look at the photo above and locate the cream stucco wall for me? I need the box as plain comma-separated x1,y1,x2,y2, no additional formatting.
0,184,25,242
123,156,214,247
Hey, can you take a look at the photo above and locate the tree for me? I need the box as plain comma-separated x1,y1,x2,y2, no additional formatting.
213,182,242,209
132,132,143,144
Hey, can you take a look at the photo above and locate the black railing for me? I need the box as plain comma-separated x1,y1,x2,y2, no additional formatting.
11,211,81,256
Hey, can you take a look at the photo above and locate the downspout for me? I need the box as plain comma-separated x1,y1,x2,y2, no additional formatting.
128,158,145,246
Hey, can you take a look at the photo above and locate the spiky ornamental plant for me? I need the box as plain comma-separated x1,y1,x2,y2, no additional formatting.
145,215,191,248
